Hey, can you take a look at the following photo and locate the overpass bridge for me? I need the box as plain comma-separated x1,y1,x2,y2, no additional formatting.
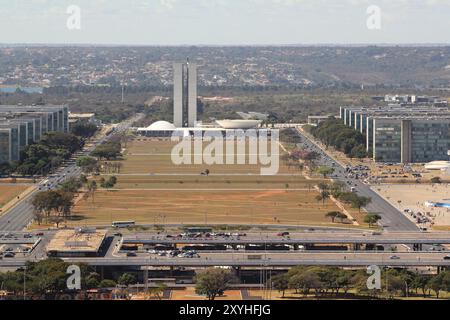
2,252,450,268
122,232,450,246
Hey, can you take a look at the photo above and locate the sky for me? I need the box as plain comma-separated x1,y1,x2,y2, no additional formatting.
0,0,449,45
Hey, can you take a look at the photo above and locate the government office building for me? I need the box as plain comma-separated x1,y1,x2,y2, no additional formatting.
339,106,450,164
0,105,69,163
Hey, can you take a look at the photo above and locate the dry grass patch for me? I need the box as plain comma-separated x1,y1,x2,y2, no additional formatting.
0,185,29,208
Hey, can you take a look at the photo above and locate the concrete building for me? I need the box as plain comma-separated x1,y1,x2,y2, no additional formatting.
0,105,69,162
173,61,197,128
340,105,450,164
308,115,335,126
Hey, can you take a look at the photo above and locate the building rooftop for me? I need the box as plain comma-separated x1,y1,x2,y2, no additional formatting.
46,229,107,254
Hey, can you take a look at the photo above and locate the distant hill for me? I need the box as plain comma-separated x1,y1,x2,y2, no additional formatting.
0,46,449,88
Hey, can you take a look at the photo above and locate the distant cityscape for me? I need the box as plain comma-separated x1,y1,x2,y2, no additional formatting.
0,46,449,90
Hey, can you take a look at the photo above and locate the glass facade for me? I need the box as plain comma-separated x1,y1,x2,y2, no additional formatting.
410,121,450,162
0,130,10,163
373,119,402,162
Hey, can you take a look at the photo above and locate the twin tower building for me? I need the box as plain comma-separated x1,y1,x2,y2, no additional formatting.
173,60,197,128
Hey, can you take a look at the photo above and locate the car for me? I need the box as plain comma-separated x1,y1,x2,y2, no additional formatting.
443,256,450,260
35,232,44,236
390,255,401,260
3,252,15,258
126,252,137,257
277,232,290,237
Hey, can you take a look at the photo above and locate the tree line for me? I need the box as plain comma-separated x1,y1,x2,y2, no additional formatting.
0,132,83,177
307,118,368,159
270,266,450,299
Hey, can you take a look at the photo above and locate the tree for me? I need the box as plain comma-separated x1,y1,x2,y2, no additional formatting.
87,180,98,202
271,274,289,298
325,211,347,223
325,211,340,223
289,271,323,297
351,196,372,212
100,176,118,189
33,208,44,226
195,268,236,300
79,174,88,185
350,145,367,159
99,279,117,288
59,177,82,193
84,272,100,289
431,177,442,184
316,166,335,178
148,283,167,300
316,190,330,206
364,214,382,227
118,273,137,287
76,156,99,174
91,141,122,160
0,162,14,176
71,122,98,138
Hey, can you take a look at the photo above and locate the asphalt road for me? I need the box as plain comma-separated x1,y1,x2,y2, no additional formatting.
121,231,450,245
2,251,450,268
0,114,143,232
295,128,418,232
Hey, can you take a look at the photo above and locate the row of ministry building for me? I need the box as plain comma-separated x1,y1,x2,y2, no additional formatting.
0,105,69,163
340,105,450,164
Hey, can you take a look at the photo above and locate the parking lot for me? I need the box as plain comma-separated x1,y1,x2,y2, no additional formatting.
0,232,41,259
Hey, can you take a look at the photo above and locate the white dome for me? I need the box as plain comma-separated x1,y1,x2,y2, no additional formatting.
144,121,176,131
216,120,262,129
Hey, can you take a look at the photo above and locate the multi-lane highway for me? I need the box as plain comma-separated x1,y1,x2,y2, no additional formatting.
122,231,450,245
295,127,418,232
0,114,143,231
2,252,450,268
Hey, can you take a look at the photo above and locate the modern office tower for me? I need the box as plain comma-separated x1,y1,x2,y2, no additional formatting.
187,63,197,127
173,60,198,128
0,124,20,162
0,105,69,162
339,105,450,163
372,117,450,163
173,63,184,128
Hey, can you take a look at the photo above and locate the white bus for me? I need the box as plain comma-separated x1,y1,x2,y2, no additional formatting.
112,221,136,228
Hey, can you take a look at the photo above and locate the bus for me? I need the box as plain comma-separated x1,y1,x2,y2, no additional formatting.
112,221,136,228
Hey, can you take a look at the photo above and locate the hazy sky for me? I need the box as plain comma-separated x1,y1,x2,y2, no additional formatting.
0,0,449,45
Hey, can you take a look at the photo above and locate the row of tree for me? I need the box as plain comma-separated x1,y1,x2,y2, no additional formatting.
0,259,131,298
31,174,118,225
91,140,122,160
271,266,450,299
1,132,83,177
2,262,449,300
307,118,368,159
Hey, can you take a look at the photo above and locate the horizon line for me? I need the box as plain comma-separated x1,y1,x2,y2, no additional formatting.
1,42,450,48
